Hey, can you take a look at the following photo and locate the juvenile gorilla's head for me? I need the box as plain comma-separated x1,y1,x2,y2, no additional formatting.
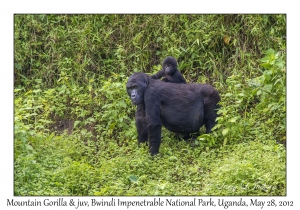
163,56,178,75
126,73,149,105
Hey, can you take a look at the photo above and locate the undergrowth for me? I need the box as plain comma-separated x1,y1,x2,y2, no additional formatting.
14,14,286,196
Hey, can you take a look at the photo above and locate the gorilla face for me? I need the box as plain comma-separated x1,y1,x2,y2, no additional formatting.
127,85,141,105
163,56,178,75
126,73,149,105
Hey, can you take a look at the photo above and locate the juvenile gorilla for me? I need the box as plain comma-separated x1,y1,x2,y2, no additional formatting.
126,72,220,155
151,56,186,83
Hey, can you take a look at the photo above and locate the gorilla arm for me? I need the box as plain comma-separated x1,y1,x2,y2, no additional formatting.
144,89,163,156
135,103,148,144
150,69,165,80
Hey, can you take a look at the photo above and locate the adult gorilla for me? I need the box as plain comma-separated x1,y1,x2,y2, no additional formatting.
126,72,220,155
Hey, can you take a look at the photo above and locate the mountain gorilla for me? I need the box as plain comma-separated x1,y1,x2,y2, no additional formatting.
126,72,220,156
151,56,186,84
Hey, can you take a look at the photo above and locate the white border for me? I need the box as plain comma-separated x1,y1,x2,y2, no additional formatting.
1,0,299,209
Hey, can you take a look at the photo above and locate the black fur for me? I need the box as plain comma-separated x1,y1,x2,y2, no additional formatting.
151,56,186,84
126,72,220,155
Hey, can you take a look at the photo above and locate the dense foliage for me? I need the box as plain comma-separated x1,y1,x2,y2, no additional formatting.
14,14,286,196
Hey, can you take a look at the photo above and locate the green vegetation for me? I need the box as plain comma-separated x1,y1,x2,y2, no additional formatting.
14,14,286,196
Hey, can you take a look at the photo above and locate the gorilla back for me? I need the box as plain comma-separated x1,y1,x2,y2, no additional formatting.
126,72,220,155
147,82,205,134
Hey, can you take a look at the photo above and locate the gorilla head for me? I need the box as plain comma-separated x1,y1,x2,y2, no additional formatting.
163,56,178,75
151,56,186,84
126,72,149,105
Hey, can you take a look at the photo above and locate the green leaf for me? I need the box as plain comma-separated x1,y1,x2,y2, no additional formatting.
229,116,239,123
275,60,285,69
257,90,262,96
266,48,275,56
88,117,95,122
225,93,233,97
222,128,229,136
25,144,34,151
236,99,243,104
128,175,138,183
74,121,81,128
264,84,273,92
59,89,65,95
109,123,116,129
180,46,187,52
223,137,227,146
260,56,270,63
260,63,272,69
118,100,126,108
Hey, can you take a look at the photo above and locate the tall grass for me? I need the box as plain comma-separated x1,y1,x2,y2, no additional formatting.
14,14,285,87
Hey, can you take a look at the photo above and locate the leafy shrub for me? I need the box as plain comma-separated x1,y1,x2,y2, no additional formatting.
96,74,136,142
212,49,286,146
249,49,286,143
